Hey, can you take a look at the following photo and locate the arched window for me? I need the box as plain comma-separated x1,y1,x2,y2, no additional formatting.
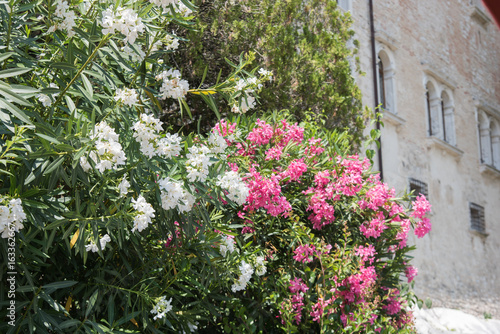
425,78,456,146
478,111,492,165
376,48,396,114
490,120,500,169
441,90,456,145
425,81,440,137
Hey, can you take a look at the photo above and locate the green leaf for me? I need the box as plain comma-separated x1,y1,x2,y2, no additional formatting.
0,52,15,63
81,73,93,98
50,62,78,71
85,290,99,318
43,156,65,175
42,280,78,290
0,99,33,124
35,133,61,144
0,67,32,79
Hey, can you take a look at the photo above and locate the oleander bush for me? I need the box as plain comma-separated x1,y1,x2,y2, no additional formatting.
0,0,430,333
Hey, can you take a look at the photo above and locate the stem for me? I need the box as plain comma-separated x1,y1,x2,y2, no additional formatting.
50,35,110,115
15,286,42,334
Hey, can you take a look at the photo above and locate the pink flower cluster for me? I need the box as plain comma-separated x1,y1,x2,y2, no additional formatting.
243,166,292,217
359,212,388,239
293,244,316,263
411,195,432,238
355,244,377,264
293,243,332,263
281,159,307,182
288,277,309,324
405,265,418,283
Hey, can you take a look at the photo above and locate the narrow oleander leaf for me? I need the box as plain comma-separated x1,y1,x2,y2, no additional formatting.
0,67,32,79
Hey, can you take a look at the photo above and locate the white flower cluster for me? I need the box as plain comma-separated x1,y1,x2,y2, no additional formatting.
132,114,182,159
80,122,127,173
219,234,235,257
150,296,173,321
50,0,77,37
158,178,195,213
131,195,155,233
216,171,249,206
207,132,228,154
231,260,254,292
255,256,267,276
231,69,272,113
36,83,59,107
101,6,145,45
114,88,138,106
0,199,26,239
164,34,180,51
155,69,189,100
121,45,146,62
185,145,213,182
118,177,130,197
85,234,111,253
149,0,192,16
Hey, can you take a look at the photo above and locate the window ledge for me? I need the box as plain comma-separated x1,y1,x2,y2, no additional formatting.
471,6,490,28
426,136,464,160
381,110,405,127
480,164,500,178
469,228,489,238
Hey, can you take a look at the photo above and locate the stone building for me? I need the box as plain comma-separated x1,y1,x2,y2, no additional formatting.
340,0,500,301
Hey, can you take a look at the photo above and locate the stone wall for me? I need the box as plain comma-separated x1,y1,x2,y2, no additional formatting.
348,0,500,298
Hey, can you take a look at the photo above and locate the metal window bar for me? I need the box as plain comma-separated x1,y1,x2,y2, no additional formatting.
469,203,485,233
408,178,428,199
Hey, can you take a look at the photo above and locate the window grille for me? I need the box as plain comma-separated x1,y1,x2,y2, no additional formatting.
469,203,485,233
408,178,428,199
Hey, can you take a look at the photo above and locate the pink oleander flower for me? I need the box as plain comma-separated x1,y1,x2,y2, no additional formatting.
405,265,418,283
310,296,333,322
358,183,394,211
247,119,273,145
265,146,283,161
411,194,432,219
314,170,330,187
289,277,309,294
293,244,316,263
305,137,325,157
282,159,307,182
355,244,377,264
414,217,431,238
359,212,388,239
243,166,292,217
383,295,402,315
396,219,411,248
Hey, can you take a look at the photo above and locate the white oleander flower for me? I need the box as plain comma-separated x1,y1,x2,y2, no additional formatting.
118,177,130,196
0,199,27,238
156,69,189,100
131,195,155,233
231,260,254,292
132,114,182,159
85,234,112,253
150,296,173,321
185,145,212,182
81,122,126,173
219,235,235,257
52,0,77,37
158,178,194,213
216,171,249,206
101,6,145,45
255,256,267,276
207,132,228,154
114,88,138,106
